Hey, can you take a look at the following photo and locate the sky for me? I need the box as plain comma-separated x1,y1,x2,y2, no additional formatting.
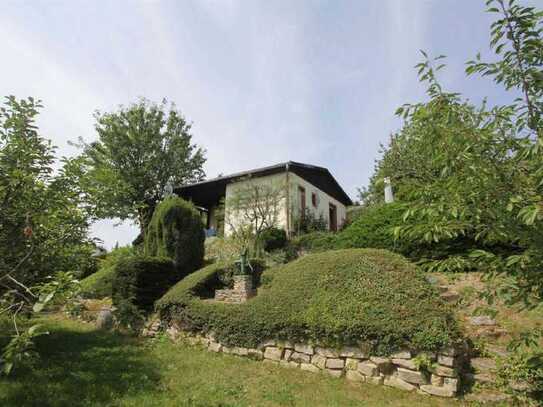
0,0,527,249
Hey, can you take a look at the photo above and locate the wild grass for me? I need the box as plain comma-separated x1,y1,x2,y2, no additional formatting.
0,315,464,407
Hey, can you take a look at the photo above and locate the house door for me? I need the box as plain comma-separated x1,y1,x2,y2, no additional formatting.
329,203,337,231
298,186,306,216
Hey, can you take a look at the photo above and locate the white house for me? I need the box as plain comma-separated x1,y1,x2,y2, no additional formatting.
176,161,352,237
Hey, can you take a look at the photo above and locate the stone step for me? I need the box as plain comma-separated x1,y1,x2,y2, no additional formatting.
440,292,460,302
470,357,497,373
464,390,511,404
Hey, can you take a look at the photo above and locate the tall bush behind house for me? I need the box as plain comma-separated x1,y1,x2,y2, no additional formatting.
144,196,205,278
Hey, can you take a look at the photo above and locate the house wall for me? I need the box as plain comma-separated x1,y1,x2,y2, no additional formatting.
288,173,347,232
223,171,347,236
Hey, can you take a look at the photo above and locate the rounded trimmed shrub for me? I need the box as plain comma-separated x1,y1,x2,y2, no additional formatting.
112,256,176,312
260,227,287,252
157,249,459,354
145,196,205,278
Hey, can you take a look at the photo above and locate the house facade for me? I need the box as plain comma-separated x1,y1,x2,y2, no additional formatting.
175,161,352,237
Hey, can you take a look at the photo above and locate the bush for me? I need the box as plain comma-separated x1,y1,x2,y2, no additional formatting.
260,227,287,252
145,196,205,278
112,256,176,313
80,246,136,298
293,208,328,235
157,249,459,354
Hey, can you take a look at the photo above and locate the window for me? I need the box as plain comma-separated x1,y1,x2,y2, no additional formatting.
311,192,317,208
298,186,306,215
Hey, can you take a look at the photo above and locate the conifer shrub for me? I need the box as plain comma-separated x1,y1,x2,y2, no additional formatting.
112,256,176,312
157,249,459,354
145,196,205,278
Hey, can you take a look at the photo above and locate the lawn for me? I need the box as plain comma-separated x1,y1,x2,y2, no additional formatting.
0,316,466,407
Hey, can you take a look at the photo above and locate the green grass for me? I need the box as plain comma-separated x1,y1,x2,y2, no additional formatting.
0,315,464,407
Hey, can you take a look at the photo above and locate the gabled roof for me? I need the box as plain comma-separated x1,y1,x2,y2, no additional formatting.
175,161,353,207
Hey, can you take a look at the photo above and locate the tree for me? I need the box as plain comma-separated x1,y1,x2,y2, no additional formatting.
223,176,285,255
0,96,91,374
80,99,206,237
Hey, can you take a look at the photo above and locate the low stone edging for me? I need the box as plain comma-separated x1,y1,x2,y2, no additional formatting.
164,323,464,398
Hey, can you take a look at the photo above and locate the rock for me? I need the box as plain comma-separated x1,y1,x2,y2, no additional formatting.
264,346,283,361
471,357,497,373
315,347,339,358
439,346,459,357
290,351,311,364
326,358,345,369
325,368,343,378
258,339,276,349
345,358,359,370
392,358,418,370
208,342,222,352
96,308,114,330
247,349,264,360
340,346,366,358
437,354,456,367
311,354,327,369
431,374,444,386
420,385,455,398
367,376,384,385
280,360,299,369
437,284,449,293
443,377,459,392
166,325,180,341
384,376,417,391
440,292,460,302
346,370,365,382
231,347,248,356
283,349,293,361
300,363,320,373
294,343,314,355
358,361,378,377
397,368,429,385
277,340,294,349
468,315,496,326
433,365,458,377
370,357,393,374
464,390,511,403
485,344,509,358
390,350,411,359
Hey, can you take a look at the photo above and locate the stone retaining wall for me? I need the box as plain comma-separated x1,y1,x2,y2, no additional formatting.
214,275,255,303
165,324,464,398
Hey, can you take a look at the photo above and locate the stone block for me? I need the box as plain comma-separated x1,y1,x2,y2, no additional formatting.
369,357,391,369
431,374,444,386
358,361,378,377
283,349,293,361
397,368,429,385
367,376,384,385
443,377,459,391
384,376,417,391
264,346,283,361
294,343,314,355
346,370,365,382
280,360,299,369
437,354,456,367
258,339,276,349
345,358,359,370
315,347,339,358
433,365,458,377
326,358,345,369
247,349,263,360
468,315,496,326
325,368,343,378
340,346,366,359
392,358,417,370
471,357,497,373
420,385,455,398
390,350,411,359
277,340,294,349
290,351,311,364
208,342,222,353
231,347,248,356
300,363,320,373
311,354,326,369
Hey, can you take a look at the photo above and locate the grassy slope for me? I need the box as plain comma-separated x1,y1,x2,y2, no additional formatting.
0,316,463,407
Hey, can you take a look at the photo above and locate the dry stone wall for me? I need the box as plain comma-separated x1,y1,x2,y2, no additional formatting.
214,275,255,303
165,324,465,398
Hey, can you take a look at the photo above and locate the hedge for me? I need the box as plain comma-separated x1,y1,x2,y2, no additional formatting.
145,196,205,278
157,249,459,354
112,256,177,312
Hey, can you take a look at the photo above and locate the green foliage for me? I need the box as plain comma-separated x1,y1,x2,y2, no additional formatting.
144,196,204,278
291,231,339,253
79,98,206,235
496,349,543,404
157,249,459,354
260,227,287,252
80,246,136,298
293,208,328,235
1,324,49,375
112,256,177,315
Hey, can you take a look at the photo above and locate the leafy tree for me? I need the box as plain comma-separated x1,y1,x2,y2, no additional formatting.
80,99,206,237
0,96,91,374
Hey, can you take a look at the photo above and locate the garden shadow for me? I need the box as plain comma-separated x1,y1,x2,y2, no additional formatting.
0,319,162,407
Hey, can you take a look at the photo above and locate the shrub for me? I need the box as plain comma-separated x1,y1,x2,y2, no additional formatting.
157,249,459,354
145,196,205,278
293,208,328,235
260,227,287,252
80,246,136,298
112,256,176,313
291,231,339,253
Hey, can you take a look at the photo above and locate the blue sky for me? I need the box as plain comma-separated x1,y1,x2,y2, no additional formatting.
0,0,527,248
